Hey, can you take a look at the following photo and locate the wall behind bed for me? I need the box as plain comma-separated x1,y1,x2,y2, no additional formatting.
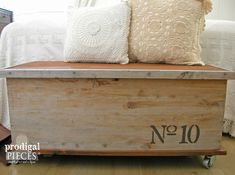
207,0,235,20
0,0,68,22
1,0,235,21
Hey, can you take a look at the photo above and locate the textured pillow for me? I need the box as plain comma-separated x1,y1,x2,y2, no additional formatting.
128,0,212,65
67,0,96,9
64,2,130,64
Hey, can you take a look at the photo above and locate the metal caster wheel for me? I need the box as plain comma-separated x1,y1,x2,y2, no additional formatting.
202,155,216,169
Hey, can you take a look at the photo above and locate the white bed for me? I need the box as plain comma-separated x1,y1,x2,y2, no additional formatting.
0,13,66,68
0,13,66,130
0,18,235,137
201,20,235,137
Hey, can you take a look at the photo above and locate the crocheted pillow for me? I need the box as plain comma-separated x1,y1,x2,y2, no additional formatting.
128,0,212,65
64,2,130,64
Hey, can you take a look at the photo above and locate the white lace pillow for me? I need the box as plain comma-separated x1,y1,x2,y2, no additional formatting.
64,2,130,64
128,0,212,65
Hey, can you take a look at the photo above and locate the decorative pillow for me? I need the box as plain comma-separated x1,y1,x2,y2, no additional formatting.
128,0,212,65
64,2,130,64
67,0,96,9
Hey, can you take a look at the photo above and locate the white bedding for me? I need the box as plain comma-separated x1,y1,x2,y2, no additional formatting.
0,19,235,137
0,16,66,129
201,20,235,137
0,18,66,68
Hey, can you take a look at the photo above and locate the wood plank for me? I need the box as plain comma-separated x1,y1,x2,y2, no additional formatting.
7,79,226,151
2,62,235,80
3,69,235,80
36,147,227,156
6,61,227,71
0,124,11,165
0,124,10,142
0,136,234,174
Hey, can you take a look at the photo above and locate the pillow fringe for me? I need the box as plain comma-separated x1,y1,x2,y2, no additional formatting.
199,0,213,14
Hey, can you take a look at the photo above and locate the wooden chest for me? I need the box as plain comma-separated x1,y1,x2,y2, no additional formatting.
2,61,235,158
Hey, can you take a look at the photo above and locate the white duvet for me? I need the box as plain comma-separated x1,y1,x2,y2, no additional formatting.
0,19,235,137
0,16,66,129
0,18,65,68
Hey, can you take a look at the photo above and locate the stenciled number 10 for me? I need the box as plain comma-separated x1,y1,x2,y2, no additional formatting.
150,124,200,144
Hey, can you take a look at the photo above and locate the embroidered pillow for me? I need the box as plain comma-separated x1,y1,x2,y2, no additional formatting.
64,2,130,64
128,0,212,65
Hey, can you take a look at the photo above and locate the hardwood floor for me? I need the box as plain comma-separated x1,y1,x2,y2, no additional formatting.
0,136,234,175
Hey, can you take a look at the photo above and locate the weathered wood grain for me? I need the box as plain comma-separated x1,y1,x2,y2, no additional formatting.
36,147,227,156
7,78,227,151
2,61,235,80
0,124,10,142
0,124,11,165
5,61,228,71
